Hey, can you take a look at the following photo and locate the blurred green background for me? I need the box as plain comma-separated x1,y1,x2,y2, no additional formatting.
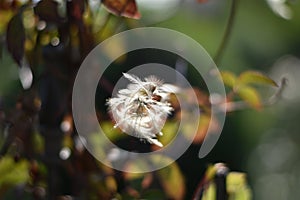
1,0,300,199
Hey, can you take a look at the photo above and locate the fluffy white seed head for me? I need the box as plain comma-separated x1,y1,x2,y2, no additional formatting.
107,73,178,147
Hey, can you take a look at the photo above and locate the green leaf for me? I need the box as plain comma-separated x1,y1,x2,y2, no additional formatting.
100,121,126,141
32,132,45,153
220,71,237,88
159,121,179,146
227,172,252,200
238,71,278,87
0,156,30,187
201,182,216,200
205,164,217,180
6,12,25,66
156,158,185,200
89,131,107,160
236,86,262,109
124,160,150,180
0,10,14,34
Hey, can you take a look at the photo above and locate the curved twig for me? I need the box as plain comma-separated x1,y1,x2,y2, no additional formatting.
225,77,287,112
214,0,238,65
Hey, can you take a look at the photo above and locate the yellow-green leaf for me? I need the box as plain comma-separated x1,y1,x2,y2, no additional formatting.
237,86,262,109
157,161,185,200
124,160,150,180
62,135,73,148
105,176,118,192
159,121,179,146
238,71,278,87
205,164,217,180
0,156,30,187
227,172,252,200
100,121,126,141
32,132,45,153
201,182,216,200
220,71,237,88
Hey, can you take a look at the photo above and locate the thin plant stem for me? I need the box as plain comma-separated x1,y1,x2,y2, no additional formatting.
214,0,238,65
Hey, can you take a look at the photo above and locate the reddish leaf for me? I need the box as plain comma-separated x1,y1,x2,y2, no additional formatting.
194,114,211,144
68,0,85,21
181,113,220,144
102,0,141,19
6,12,25,66
34,0,63,23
